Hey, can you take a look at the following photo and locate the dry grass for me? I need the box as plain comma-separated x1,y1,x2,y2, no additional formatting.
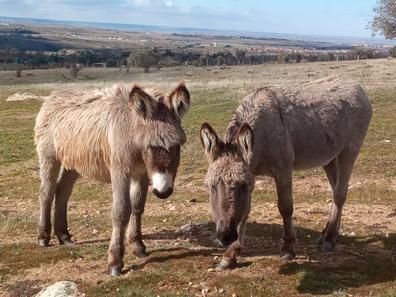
0,59,395,297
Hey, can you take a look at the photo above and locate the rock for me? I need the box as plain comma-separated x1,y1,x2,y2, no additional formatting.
6,92,43,102
179,223,193,233
36,281,84,297
92,229,99,235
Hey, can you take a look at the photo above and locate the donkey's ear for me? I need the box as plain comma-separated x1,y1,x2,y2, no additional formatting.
168,82,190,120
200,122,221,161
130,84,155,119
236,123,254,163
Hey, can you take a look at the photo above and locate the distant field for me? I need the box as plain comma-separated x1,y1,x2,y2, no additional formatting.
0,59,395,296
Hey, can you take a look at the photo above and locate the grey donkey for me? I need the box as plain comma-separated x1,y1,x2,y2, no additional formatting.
200,77,372,270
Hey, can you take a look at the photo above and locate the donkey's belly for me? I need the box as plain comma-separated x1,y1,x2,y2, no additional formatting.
292,151,340,170
57,147,112,183
61,155,112,183
291,131,345,170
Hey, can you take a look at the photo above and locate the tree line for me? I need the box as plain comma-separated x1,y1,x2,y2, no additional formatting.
0,45,393,75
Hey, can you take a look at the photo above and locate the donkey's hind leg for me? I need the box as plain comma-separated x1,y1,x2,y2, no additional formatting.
37,156,61,247
54,168,79,244
317,158,338,245
320,148,359,252
127,175,149,258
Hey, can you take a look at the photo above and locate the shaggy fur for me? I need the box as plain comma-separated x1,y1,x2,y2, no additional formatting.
201,77,372,269
35,85,186,183
35,82,190,276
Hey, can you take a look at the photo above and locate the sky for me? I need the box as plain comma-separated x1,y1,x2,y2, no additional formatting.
0,0,380,37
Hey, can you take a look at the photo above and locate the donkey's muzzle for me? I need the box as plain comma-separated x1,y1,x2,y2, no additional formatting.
217,229,238,246
153,187,173,199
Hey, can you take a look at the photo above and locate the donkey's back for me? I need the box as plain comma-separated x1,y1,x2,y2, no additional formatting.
235,77,372,172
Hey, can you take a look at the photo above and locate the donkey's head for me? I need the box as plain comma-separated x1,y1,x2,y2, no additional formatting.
200,122,255,246
129,82,190,199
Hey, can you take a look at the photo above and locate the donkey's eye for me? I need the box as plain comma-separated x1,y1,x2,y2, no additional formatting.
211,185,217,193
229,186,237,191
239,183,248,193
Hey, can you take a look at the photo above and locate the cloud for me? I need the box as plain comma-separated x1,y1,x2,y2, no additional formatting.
0,0,309,35
0,0,260,30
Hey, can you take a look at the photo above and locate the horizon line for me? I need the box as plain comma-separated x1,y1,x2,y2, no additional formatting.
0,15,389,41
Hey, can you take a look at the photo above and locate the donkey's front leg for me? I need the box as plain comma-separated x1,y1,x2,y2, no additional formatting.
217,221,246,270
275,171,296,260
127,175,149,258
108,172,131,276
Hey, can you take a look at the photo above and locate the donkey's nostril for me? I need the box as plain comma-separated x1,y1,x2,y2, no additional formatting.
153,187,173,199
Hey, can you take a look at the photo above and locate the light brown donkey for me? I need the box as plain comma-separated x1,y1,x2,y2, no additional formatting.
35,82,190,276
200,77,372,270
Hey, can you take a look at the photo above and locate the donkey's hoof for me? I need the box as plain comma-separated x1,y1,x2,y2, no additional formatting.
38,239,50,247
109,266,121,277
321,241,335,252
134,249,150,259
58,234,73,245
281,252,296,261
216,258,237,270
62,239,74,246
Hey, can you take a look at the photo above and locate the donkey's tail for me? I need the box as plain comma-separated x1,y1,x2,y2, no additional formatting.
6,92,49,102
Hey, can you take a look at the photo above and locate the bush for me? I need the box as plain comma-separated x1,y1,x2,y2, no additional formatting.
390,46,396,58
128,49,160,73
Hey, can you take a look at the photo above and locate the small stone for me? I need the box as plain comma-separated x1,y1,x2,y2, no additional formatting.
207,268,215,272
92,229,99,235
169,205,176,211
201,288,210,296
232,294,238,297
218,288,224,293
213,255,219,261
163,219,167,223
188,282,193,286
350,231,356,237
180,223,193,233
